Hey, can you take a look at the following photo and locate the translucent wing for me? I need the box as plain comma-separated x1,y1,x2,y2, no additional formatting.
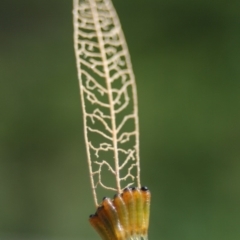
73,0,140,207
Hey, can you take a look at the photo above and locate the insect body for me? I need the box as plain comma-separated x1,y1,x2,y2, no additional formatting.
90,187,151,240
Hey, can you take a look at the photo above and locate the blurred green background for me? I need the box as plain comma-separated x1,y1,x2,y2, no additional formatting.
1,0,240,239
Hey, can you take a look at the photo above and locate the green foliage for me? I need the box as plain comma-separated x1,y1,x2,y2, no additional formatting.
1,0,240,239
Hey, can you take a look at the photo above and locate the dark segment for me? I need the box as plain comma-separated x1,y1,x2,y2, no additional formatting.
97,206,104,211
141,186,149,191
113,193,119,199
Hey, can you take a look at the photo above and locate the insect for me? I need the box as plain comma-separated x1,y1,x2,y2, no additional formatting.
73,0,151,239
89,187,150,240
